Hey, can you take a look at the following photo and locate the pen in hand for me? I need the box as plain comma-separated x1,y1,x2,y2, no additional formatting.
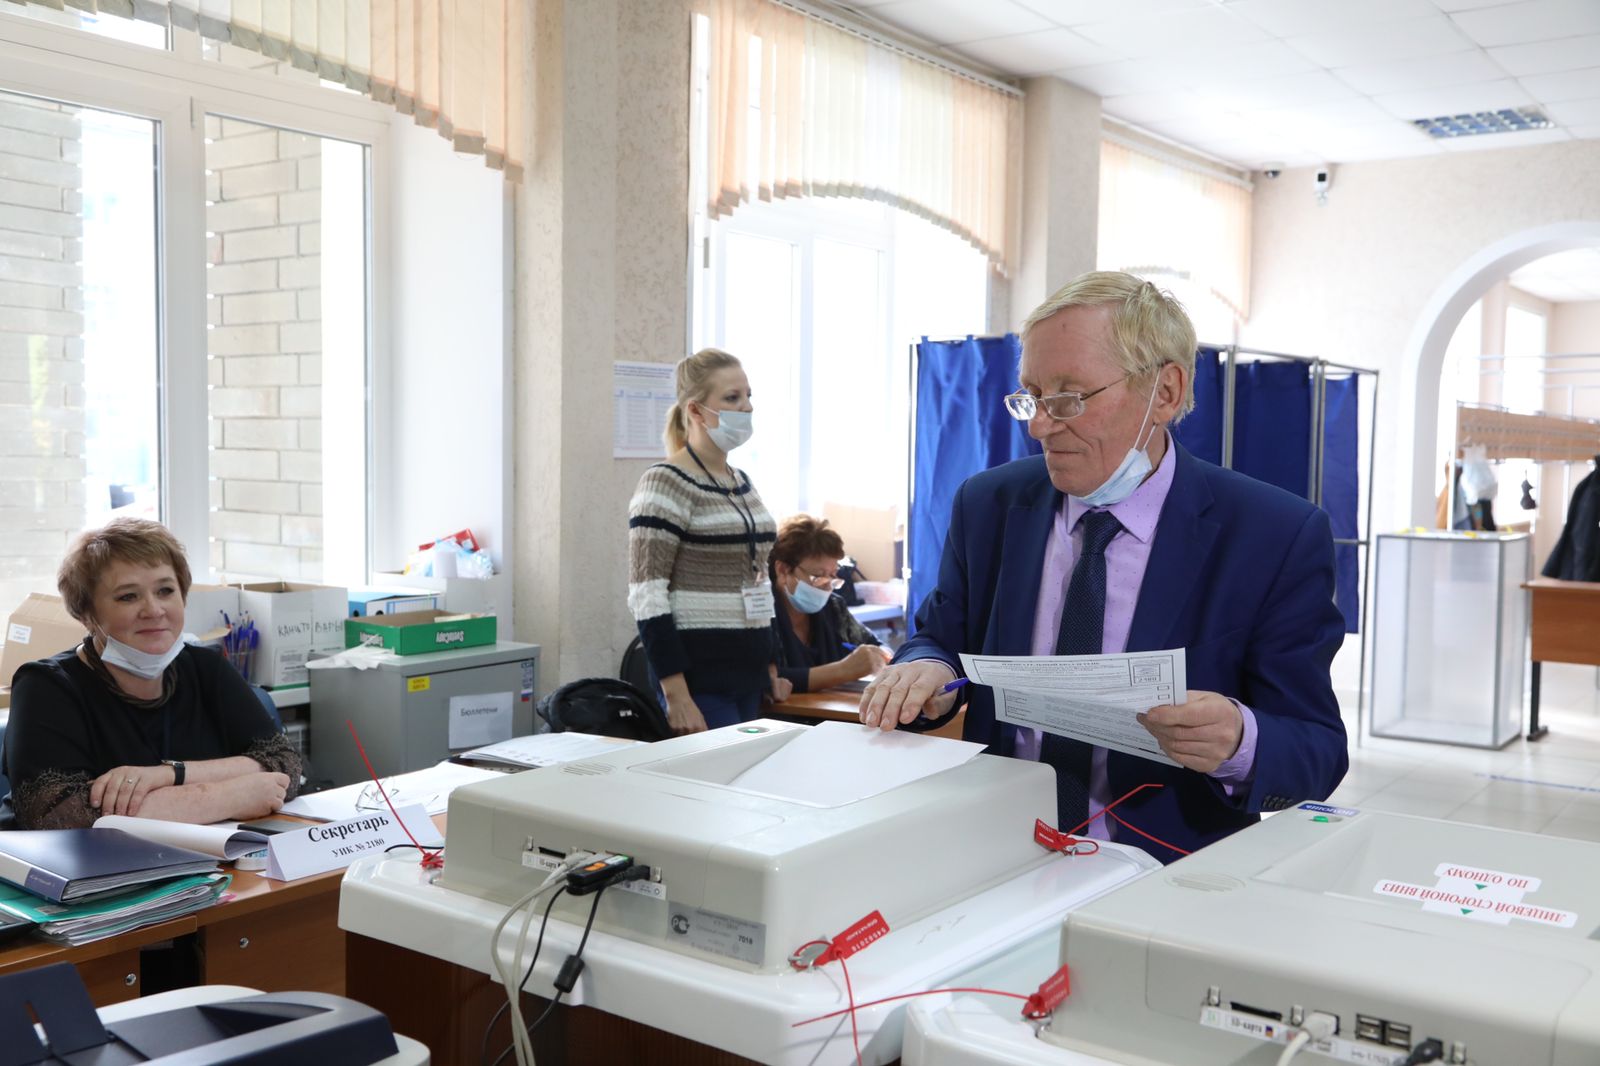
940,677,970,694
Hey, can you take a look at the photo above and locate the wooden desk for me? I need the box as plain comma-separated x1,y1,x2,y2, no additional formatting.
775,687,967,739
0,816,402,1006
1523,578,1600,740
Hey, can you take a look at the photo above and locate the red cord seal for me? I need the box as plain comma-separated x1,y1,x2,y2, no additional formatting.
1021,964,1071,1020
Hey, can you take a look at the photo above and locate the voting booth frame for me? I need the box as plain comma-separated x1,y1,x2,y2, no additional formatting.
907,338,1379,738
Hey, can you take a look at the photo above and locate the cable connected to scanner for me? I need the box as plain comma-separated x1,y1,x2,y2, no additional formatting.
483,853,649,1066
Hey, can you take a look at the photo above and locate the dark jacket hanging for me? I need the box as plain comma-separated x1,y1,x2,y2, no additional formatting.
1542,463,1600,582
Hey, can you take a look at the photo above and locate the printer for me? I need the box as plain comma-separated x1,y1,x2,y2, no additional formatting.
1037,804,1600,1065
440,718,1062,973
0,962,406,1065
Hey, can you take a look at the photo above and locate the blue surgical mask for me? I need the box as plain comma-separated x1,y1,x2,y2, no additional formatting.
1069,386,1160,509
787,577,831,614
705,408,753,453
97,631,188,679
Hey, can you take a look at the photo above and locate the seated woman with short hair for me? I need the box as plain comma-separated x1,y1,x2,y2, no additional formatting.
770,515,890,694
3,518,300,830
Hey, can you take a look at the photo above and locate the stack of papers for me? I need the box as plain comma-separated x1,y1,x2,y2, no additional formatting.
281,760,503,821
0,874,231,946
458,733,644,769
729,721,985,807
93,816,269,861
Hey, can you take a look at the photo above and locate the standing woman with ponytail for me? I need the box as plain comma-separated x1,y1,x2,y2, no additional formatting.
628,349,791,733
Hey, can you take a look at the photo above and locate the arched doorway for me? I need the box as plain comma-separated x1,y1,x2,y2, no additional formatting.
1401,221,1600,524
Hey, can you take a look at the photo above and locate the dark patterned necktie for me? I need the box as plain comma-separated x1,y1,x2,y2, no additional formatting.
1042,510,1122,831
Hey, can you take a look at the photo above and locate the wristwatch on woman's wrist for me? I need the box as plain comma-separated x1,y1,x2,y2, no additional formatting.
161,759,186,786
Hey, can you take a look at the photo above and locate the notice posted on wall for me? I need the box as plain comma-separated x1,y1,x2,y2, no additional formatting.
613,361,677,459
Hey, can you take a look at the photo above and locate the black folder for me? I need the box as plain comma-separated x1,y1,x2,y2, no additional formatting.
0,829,219,903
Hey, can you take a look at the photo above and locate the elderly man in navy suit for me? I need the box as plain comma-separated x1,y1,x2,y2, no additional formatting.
860,271,1347,862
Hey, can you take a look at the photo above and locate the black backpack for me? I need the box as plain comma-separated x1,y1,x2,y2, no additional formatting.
536,678,672,742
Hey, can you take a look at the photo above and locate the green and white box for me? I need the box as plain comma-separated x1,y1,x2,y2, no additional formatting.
345,609,497,656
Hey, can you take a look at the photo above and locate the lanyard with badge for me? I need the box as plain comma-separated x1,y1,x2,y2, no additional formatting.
686,444,772,621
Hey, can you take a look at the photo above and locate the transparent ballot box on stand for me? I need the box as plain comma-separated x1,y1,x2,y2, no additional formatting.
1370,531,1529,749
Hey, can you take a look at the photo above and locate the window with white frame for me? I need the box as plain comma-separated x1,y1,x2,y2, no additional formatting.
0,11,380,610
691,196,989,525
687,16,991,526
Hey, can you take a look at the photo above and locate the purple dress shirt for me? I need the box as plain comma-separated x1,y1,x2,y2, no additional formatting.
1013,431,1259,840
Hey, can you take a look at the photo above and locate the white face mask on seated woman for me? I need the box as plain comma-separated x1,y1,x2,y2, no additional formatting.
90,560,192,679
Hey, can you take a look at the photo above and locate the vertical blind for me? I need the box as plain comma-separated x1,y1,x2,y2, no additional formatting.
13,0,525,178
1098,137,1253,321
696,0,1022,276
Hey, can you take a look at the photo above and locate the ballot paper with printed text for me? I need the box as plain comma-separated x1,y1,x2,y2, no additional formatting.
958,649,1186,767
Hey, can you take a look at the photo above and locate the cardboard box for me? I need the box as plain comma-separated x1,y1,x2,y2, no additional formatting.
236,582,348,687
822,502,902,583
2,593,83,689
370,570,511,624
184,584,241,640
345,610,497,655
348,589,441,617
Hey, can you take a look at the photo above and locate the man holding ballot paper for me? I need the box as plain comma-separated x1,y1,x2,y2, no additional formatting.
859,271,1347,862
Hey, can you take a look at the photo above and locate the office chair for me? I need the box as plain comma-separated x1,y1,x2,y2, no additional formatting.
619,636,653,696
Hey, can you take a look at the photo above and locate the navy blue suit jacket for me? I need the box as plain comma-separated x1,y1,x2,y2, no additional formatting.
899,442,1348,862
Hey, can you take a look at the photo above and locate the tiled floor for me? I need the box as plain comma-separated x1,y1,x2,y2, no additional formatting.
1334,663,1600,843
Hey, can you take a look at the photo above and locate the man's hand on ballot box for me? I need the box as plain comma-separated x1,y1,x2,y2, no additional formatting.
858,659,960,731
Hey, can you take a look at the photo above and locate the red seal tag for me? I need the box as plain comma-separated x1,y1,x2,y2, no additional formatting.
1034,819,1076,852
1022,964,1072,1019
816,910,890,965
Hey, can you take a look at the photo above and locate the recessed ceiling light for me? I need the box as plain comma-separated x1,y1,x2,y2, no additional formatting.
1412,108,1552,139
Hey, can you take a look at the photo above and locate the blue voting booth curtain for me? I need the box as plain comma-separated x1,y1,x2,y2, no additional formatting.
1232,360,1312,499
1171,346,1225,465
909,336,1040,630
1322,375,1361,633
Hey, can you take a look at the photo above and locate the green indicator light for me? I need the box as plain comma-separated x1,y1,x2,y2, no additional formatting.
1312,815,1330,823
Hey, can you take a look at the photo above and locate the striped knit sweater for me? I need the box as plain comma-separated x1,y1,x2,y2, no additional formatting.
627,462,778,696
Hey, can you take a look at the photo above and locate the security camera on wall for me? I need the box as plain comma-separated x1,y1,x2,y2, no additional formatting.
1313,165,1332,205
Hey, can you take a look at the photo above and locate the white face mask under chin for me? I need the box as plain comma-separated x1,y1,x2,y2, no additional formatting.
1069,385,1161,509
97,631,187,680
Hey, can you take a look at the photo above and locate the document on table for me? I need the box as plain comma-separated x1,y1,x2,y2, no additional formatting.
280,759,501,822
729,720,986,807
958,649,1186,767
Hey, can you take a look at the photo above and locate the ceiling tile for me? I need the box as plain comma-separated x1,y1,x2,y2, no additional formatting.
1160,40,1320,84
1230,0,1439,38
1283,14,1476,68
1544,97,1600,126
1521,67,1600,103
1488,34,1600,76
1568,123,1600,140
1101,89,1214,124
1013,0,1210,28
1435,125,1571,149
1374,78,1536,119
1052,58,1192,97
1429,0,1516,10
1332,49,1509,96
1309,121,1441,153
1072,7,1268,57
955,28,1118,76
864,0,1051,46
1200,70,1362,113
1449,0,1600,48
1254,98,1396,129
1142,112,1264,144
1197,137,1321,168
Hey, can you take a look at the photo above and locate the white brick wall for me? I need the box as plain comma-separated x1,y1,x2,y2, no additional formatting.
0,97,84,613
207,115,324,581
